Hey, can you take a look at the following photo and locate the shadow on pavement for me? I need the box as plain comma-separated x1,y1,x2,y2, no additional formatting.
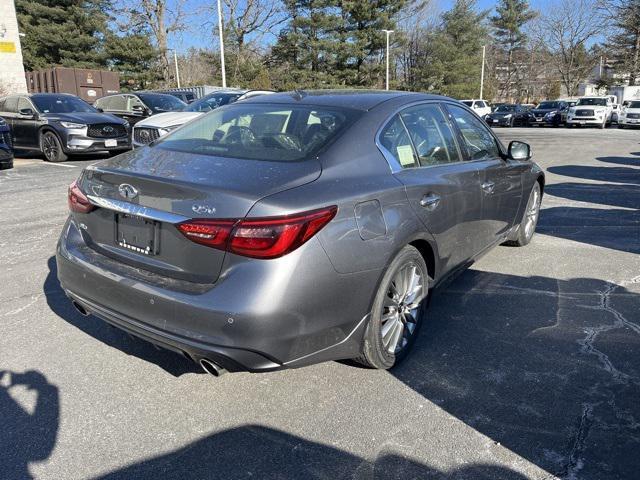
544,182,639,209
43,257,202,377
1,370,59,480
393,269,640,480
597,155,640,167
547,164,640,185
93,424,530,480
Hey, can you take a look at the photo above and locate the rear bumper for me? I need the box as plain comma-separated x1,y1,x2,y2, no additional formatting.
56,217,376,372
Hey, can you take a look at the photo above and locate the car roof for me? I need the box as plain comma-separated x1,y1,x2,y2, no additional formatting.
244,89,447,111
29,93,77,98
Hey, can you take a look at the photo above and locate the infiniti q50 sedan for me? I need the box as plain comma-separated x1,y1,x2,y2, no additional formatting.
56,90,544,375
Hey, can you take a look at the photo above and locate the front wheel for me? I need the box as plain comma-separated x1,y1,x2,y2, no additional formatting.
41,131,68,162
356,245,428,369
505,182,541,247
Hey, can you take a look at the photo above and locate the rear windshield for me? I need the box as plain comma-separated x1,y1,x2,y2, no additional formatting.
185,92,243,112
32,95,97,114
156,104,360,162
628,101,640,108
461,101,473,107
496,105,516,112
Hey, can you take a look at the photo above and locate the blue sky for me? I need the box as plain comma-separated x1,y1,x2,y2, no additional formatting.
173,0,546,51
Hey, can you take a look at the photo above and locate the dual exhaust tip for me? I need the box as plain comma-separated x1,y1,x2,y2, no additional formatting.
71,299,227,378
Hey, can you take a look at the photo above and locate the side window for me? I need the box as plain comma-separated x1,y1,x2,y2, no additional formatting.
104,95,127,111
448,104,501,161
128,96,145,112
4,96,18,113
400,104,460,166
17,97,33,112
379,115,417,169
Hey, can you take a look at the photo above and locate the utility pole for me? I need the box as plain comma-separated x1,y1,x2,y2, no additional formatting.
173,50,181,88
480,45,486,99
217,0,227,88
382,29,394,91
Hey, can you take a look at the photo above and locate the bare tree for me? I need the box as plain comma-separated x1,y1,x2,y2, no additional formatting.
223,0,284,52
117,0,189,85
537,0,603,96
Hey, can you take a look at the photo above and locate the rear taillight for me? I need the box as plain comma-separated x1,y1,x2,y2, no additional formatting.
177,206,337,259
68,180,94,214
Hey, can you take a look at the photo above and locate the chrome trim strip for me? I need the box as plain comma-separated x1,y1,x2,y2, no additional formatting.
86,195,189,224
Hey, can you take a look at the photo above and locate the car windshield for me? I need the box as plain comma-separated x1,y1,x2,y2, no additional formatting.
156,104,360,162
138,93,186,113
577,98,607,106
184,93,243,113
628,101,640,108
538,102,559,109
496,105,516,112
461,101,473,107
31,95,97,114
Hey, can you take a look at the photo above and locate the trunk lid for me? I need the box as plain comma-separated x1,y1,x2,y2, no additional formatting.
77,147,321,284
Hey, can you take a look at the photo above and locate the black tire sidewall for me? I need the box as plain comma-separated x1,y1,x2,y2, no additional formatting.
362,246,428,369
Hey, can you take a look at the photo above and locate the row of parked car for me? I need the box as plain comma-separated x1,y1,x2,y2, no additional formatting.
1,89,639,168
0,89,273,166
463,96,640,129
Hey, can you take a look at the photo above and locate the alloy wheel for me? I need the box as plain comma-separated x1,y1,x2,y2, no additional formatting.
524,186,540,240
42,133,59,161
380,262,424,354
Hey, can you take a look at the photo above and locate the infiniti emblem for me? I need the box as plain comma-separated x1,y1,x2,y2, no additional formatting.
103,125,114,133
192,204,216,215
118,183,138,200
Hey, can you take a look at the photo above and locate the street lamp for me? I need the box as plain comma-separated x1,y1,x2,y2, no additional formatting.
167,48,181,88
381,29,394,91
216,0,227,88
480,45,486,99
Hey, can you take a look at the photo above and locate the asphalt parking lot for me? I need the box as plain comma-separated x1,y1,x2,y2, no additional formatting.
1,128,639,480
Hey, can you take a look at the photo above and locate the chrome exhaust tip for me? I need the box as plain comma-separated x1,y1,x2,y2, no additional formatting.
71,300,90,317
199,359,227,377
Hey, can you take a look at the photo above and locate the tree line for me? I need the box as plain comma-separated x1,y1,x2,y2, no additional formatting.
15,0,640,101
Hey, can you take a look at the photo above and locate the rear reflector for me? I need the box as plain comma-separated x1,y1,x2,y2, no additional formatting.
68,180,94,214
177,206,337,259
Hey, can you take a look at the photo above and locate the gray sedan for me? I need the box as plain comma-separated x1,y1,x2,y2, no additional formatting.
56,90,544,375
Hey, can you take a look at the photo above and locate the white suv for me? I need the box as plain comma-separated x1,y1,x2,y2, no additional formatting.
460,99,492,117
618,100,640,128
566,96,614,128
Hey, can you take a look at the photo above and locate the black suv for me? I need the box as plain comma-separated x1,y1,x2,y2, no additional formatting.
529,100,569,126
484,104,533,127
0,93,130,162
0,116,13,169
94,92,186,125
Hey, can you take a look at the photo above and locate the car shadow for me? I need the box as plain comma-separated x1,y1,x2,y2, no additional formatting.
547,165,640,185
93,424,530,480
391,269,640,479
597,155,640,167
1,369,59,480
544,182,640,209
43,256,202,377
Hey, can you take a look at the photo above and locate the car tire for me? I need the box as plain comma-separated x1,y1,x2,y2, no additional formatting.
619,124,625,129
504,182,541,247
356,245,428,369
41,131,68,162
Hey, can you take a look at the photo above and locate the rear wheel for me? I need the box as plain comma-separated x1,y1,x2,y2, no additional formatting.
505,182,541,247
41,131,68,162
356,245,428,369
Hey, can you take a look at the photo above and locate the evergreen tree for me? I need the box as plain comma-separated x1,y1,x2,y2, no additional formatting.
604,0,640,85
427,0,489,98
16,0,109,70
104,33,161,90
490,0,537,101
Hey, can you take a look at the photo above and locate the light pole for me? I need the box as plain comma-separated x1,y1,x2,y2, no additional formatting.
480,45,486,99
216,0,227,88
381,29,394,91
167,49,181,88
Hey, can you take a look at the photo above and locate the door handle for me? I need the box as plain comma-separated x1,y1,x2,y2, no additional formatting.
420,194,441,210
481,181,495,194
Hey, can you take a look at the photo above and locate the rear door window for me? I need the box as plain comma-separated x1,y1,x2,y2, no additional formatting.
17,97,33,113
400,104,460,166
3,97,18,113
378,115,417,169
447,104,501,160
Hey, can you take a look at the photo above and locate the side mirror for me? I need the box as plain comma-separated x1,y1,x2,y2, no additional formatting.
508,140,531,161
19,107,36,118
96,107,104,113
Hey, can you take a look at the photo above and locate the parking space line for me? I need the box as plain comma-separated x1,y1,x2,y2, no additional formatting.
43,163,78,168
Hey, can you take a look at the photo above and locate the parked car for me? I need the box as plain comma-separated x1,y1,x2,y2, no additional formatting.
132,89,274,147
57,90,544,374
159,90,197,104
484,104,533,127
566,96,614,128
460,99,492,117
490,102,507,112
0,116,13,169
0,93,130,162
94,92,186,126
529,100,569,126
618,100,640,128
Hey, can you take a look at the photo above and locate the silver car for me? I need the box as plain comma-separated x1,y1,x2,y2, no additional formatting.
57,90,544,375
